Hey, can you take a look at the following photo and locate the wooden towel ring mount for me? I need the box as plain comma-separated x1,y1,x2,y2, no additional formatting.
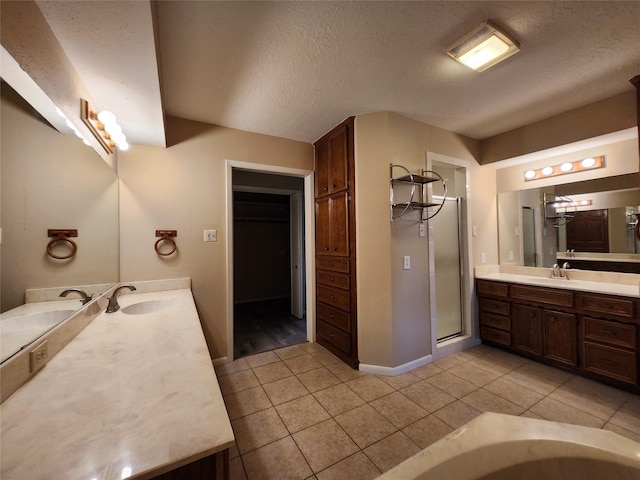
47,229,78,260
155,230,178,256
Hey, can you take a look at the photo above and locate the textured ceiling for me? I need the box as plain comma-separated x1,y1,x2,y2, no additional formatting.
31,1,640,147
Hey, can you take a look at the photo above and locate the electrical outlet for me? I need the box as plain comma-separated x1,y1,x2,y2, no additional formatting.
204,230,217,242
509,250,514,261
419,224,425,237
472,225,478,237
481,252,486,264
403,256,411,270
30,340,49,373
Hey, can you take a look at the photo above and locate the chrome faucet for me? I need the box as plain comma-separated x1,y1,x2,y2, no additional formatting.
562,262,571,279
59,288,93,305
551,263,562,278
106,284,137,313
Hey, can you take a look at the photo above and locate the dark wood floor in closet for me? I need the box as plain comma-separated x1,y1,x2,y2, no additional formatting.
233,298,307,358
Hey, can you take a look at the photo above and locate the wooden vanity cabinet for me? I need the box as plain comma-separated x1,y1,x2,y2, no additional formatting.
314,117,358,368
477,279,639,391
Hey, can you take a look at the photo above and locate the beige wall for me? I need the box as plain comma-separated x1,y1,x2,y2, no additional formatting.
1,87,119,312
118,116,313,358
354,112,487,368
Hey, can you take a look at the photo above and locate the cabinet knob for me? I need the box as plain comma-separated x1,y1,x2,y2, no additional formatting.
333,247,338,251
330,278,335,281
323,187,328,191
325,247,330,251
330,295,335,299
332,184,337,188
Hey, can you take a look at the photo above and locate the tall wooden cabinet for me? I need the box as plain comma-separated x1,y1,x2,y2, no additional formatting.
314,117,358,368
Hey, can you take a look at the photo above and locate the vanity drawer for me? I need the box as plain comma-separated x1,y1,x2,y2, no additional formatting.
317,302,350,332
583,342,637,384
479,298,510,316
316,257,350,273
480,326,511,347
317,270,350,290
476,280,509,299
584,317,637,349
317,319,352,354
511,284,574,309
317,285,350,311
579,293,636,321
480,312,511,331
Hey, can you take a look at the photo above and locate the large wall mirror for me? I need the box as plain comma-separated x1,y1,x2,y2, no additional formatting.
498,172,639,272
0,80,119,363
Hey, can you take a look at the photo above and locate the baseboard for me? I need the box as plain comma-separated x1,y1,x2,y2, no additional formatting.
212,356,228,366
359,353,433,377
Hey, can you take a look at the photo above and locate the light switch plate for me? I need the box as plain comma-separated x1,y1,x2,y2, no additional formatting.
403,256,411,270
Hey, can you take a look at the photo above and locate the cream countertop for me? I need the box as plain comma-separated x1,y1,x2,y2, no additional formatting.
0,287,234,480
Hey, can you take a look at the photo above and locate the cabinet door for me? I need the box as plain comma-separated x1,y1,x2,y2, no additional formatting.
315,140,330,197
328,127,349,194
513,304,543,356
329,192,350,256
543,310,577,367
315,197,331,254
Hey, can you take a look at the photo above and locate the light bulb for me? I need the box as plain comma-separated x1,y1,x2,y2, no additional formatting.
74,129,84,139
83,138,92,146
65,119,77,131
560,162,573,172
524,170,536,179
97,110,117,126
541,166,554,176
111,131,126,144
118,141,130,151
105,123,122,136
581,157,596,168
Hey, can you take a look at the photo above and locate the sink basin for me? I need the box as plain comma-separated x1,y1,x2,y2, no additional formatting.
121,300,172,315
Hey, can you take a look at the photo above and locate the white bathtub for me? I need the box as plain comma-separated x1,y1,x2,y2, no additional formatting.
378,413,640,480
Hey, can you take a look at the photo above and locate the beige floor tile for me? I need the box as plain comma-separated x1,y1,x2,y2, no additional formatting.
608,406,640,434
363,431,421,473
461,388,525,416
484,377,544,409
369,392,428,429
224,385,272,420
433,400,482,429
216,357,250,377
603,422,640,443
313,383,365,416
229,456,247,480
310,349,341,366
412,363,444,379
253,361,294,384
219,369,261,396
400,380,456,413
293,419,359,473
432,355,465,370
401,414,455,448
229,442,240,459
377,371,420,390
315,452,381,480
274,344,308,360
346,375,395,402
275,394,331,433
483,349,529,369
519,410,546,420
503,369,561,395
334,404,397,449
548,376,630,420
262,375,310,406
516,361,573,385
297,366,342,393
425,371,478,398
623,394,640,414
325,361,366,382
231,407,289,454
245,351,281,368
451,348,489,362
284,354,324,374
242,436,313,480
448,362,500,387
529,397,605,428
299,342,327,354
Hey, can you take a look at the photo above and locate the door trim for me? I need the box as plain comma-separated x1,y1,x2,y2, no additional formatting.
225,160,315,362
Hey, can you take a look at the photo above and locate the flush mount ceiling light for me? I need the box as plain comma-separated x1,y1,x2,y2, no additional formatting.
447,21,520,72
524,155,604,182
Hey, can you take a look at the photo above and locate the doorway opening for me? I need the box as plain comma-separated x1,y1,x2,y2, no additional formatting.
231,169,307,358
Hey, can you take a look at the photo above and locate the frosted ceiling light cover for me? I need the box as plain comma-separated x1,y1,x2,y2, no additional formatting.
447,21,520,72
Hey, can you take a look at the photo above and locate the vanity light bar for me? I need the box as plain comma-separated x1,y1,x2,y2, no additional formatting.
524,155,604,182
551,199,592,209
80,99,129,154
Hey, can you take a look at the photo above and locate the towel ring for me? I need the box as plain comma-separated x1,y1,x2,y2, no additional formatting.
155,230,177,256
47,229,78,260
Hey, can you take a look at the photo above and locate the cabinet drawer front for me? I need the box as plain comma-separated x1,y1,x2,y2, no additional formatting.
480,326,511,347
316,257,350,273
511,285,574,308
583,342,637,384
479,298,510,316
318,319,352,354
317,271,350,290
480,312,511,331
317,302,350,332
317,285,350,311
584,317,637,349
477,280,509,299
579,294,636,320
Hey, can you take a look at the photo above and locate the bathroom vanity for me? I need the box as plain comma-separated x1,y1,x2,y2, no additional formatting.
476,272,640,391
0,282,234,480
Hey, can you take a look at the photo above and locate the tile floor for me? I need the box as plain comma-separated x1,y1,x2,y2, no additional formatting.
215,342,640,480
